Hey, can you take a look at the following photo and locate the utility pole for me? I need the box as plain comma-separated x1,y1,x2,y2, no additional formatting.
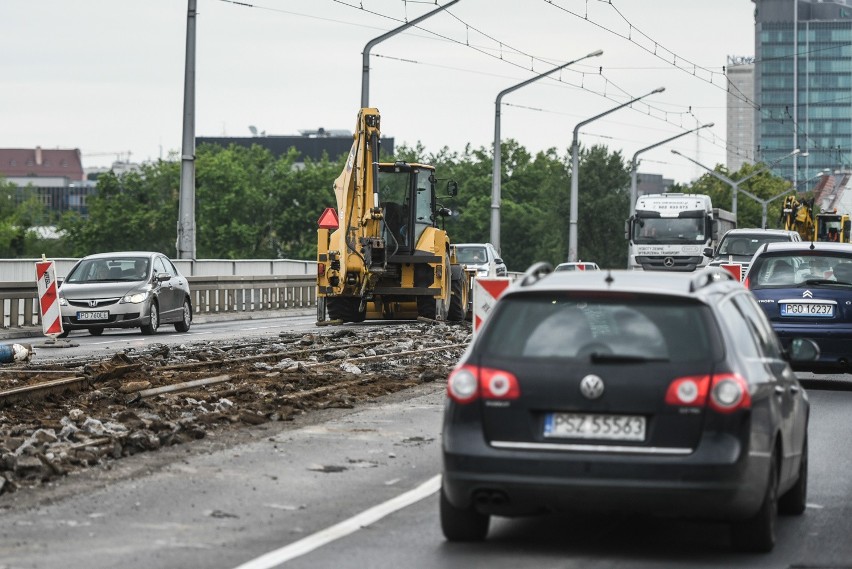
177,0,197,260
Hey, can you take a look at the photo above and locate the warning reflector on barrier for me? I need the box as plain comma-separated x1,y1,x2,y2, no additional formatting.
472,277,512,339
35,259,63,336
720,263,743,281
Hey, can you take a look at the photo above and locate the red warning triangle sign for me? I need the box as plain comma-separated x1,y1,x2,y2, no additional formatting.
318,208,339,229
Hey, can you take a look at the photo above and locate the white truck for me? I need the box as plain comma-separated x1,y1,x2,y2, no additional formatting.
626,193,736,272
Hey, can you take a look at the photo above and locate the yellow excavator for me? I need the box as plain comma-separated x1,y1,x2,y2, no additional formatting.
316,108,469,323
815,209,851,243
781,195,815,241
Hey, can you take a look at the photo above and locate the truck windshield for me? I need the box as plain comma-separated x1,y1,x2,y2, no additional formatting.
633,217,706,244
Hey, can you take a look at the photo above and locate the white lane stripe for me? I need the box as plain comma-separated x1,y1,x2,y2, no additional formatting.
233,474,441,569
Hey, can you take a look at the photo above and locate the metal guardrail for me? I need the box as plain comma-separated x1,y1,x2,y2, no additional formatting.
0,274,316,329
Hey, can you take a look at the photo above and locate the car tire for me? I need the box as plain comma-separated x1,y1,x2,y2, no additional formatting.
731,453,778,553
141,302,159,335
174,298,192,332
779,435,808,515
88,328,104,336
440,487,489,542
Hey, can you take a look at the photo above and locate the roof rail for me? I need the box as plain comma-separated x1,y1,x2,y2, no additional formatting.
518,262,553,287
689,267,735,292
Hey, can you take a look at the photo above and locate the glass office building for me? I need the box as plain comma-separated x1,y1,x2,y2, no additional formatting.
755,0,852,183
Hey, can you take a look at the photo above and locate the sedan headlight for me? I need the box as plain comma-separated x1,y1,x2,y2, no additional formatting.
121,291,150,304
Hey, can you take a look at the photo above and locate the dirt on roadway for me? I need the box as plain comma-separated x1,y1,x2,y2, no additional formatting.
0,321,470,498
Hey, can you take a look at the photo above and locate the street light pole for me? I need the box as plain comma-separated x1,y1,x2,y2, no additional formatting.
177,0,197,260
670,148,802,222
568,87,665,262
361,0,460,108
490,49,603,253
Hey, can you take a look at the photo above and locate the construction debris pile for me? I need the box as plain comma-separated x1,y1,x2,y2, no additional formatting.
0,322,470,496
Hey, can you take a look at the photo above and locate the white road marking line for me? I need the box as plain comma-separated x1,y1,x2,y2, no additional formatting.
232,474,441,569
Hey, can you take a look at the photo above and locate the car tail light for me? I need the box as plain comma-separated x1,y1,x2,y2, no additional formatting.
447,365,520,404
317,263,326,277
665,375,710,407
709,373,751,413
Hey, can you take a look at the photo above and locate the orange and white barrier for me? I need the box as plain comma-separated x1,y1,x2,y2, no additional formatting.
472,277,512,339
35,259,63,336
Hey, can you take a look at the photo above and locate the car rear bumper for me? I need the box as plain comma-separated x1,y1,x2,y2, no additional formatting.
442,430,768,520
775,327,852,370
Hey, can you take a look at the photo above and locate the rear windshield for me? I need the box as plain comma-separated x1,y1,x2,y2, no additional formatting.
718,235,793,256
749,252,852,288
477,294,721,363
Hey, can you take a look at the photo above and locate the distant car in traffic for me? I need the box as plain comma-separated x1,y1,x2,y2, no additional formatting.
554,261,601,272
57,251,192,337
746,241,852,373
706,228,801,280
441,264,816,552
455,243,507,277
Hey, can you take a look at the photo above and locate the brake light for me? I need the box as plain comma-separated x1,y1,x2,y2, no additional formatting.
665,375,710,407
709,373,751,413
447,365,520,404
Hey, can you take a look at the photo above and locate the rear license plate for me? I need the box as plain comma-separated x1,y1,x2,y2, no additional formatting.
780,303,834,317
77,311,109,321
543,413,646,441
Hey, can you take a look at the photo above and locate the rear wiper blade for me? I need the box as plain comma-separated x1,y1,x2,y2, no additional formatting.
590,353,670,363
804,278,841,285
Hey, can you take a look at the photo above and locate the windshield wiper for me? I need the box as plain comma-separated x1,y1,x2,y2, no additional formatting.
590,353,670,364
804,278,844,286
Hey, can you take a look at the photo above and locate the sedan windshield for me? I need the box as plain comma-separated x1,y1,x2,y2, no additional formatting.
66,257,151,283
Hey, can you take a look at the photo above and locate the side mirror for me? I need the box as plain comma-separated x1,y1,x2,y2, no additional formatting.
157,273,171,282
446,180,459,197
703,247,714,258
787,337,820,363
438,207,452,217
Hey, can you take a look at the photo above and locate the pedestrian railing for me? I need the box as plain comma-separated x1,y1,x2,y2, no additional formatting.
0,275,316,329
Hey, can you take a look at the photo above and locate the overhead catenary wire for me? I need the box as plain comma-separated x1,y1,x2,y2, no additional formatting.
215,0,733,158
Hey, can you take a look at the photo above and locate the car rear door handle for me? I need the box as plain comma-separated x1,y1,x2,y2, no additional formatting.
789,384,801,394
774,385,785,395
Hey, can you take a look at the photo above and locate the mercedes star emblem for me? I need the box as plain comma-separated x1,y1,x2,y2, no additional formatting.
663,257,675,267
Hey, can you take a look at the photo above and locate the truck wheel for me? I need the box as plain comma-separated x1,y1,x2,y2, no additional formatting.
327,298,366,323
448,272,466,322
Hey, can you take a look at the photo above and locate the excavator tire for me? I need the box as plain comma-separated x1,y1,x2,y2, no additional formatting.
448,269,466,322
327,298,366,323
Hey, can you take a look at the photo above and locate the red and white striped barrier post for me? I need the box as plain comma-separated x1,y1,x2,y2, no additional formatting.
472,277,512,340
35,256,63,337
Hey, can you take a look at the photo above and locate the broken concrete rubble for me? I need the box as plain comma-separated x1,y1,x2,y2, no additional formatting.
0,322,470,495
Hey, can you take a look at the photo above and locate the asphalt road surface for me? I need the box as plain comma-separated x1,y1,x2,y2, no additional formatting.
2,315,852,568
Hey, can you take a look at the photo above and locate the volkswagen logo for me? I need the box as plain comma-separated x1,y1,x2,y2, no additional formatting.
88,300,98,308
663,257,675,268
579,374,605,400
802,290,813,298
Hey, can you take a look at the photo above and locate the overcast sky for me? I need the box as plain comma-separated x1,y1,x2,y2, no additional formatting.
2,0,755,184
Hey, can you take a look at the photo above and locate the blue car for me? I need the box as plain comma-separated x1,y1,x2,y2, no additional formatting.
746,241,852,372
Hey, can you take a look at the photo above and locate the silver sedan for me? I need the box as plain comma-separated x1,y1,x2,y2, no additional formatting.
57,251,192,336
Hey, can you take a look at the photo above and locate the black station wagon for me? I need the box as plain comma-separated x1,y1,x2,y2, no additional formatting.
441,265,817,552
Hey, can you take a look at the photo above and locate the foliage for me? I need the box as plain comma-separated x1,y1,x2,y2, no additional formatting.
676,162,797,229
5,140,640,270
